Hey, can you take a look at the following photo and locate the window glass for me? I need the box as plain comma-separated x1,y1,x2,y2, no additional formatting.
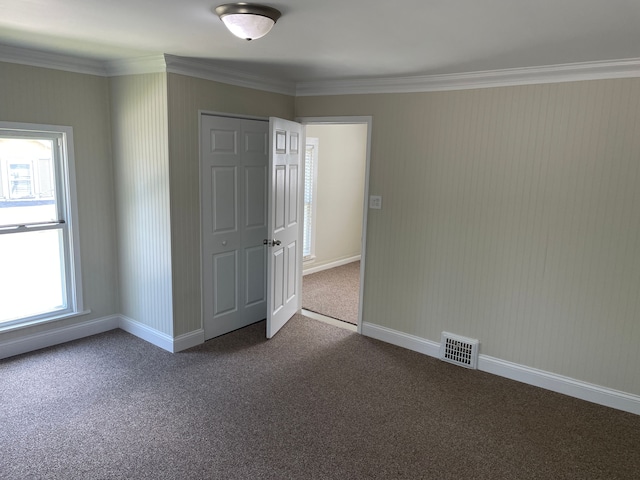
0,139,58,227
303,139,318,259
0,125,81,328
0,229,66,322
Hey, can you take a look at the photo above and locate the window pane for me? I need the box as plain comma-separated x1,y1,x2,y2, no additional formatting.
303,145,314,257
0,138,57,227
0,229,66,323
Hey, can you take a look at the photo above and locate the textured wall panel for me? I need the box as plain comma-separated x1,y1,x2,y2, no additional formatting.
166,73,294,336
0,62,119,342
296,79,640,395
110,73,173,335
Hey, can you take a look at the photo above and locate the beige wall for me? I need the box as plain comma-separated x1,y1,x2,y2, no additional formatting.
166,73,295,336
4,59,638,399
110,73,173,335
304,124,366,270
0,62,119,341
296,79,640,396
109,72,294,337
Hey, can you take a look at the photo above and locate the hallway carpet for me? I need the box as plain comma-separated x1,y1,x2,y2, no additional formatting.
302,260,360,324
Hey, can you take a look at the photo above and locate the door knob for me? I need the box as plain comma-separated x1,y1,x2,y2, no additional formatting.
263,239,281,247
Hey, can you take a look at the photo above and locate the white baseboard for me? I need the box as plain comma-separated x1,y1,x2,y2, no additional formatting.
0,314,206,359
362,322,440,357
478,355,640,415
361,322,640,416
0,315,119,360
118,315,174,352
173,328,205,352
303,255,361,276
118,316,204,352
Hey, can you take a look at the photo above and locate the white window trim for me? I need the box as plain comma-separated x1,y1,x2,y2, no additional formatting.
303,137,319,262
0,121,84,331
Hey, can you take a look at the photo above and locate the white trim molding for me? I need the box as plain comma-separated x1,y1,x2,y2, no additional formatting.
4,44,640,96
479,355,640,416
361,322,640,416
118,315,174,353
0,46,294,95
0,44,107,76
362,323,440,358
173,329,205,353
163,55,296,96
0,315,119,360
118,316,205,353
296,57,640,97
104,54,168,76
303,255,361,276
0,315,206,360
104,54,296,95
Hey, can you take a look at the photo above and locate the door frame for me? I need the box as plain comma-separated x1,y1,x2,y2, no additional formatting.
198,112,372,336
295,116,373,335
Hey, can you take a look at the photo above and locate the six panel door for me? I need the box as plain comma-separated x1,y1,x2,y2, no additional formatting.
201,116,269,340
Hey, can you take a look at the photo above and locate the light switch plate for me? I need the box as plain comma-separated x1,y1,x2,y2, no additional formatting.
369,195,382,209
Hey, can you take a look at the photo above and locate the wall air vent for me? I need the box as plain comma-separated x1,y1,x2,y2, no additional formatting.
439,332,479,369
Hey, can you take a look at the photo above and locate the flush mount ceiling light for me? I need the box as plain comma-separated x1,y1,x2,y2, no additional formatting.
215,3,282,41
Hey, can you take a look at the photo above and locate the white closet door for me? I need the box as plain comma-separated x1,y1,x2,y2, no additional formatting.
201,115,268,340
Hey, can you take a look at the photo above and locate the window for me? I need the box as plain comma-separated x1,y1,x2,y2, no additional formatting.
303,138,319,260
0,122,83,329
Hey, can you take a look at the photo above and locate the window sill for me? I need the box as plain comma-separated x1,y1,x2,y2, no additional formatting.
0,309,92,334
303,255,316,264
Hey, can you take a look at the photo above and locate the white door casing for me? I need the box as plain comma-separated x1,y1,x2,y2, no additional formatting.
201,115,268,340
297,116,373,334
266,117,303,338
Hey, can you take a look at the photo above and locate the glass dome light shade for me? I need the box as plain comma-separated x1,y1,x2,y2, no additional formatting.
221,13,275,40
216,4,282,41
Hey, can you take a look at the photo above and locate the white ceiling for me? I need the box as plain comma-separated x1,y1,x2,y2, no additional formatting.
2,0,640,83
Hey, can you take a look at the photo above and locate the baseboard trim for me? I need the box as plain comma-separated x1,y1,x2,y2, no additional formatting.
361,322,640,416
478,355,640,415
0,315,119,360
1,315,207,359
118,315,174,353
303,255,361,276
362,322,440,357
173,329,205,352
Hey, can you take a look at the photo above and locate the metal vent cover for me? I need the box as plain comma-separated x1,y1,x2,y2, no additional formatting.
439,332,479,369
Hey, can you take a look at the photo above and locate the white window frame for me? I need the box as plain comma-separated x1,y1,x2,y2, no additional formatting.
0,121,84,331
303,137,319,262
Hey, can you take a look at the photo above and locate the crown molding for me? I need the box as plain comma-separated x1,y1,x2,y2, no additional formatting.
0,44,107,76
103,55,168,76
163,55,296,96
104,54,296,96
296,58,640,97
3,43,640,97
0,45,294,95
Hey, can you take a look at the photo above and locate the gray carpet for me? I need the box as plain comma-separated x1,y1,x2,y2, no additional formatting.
2,315,640,479
302,261,360,324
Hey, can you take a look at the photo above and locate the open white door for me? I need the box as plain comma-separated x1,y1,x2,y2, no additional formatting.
266,117,303,338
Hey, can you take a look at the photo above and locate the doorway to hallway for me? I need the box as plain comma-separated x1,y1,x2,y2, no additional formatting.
298,119,371,332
